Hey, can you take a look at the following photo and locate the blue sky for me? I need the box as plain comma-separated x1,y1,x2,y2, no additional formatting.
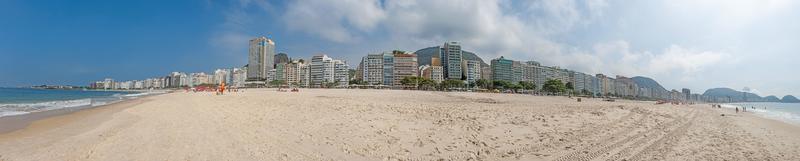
1,0,799,97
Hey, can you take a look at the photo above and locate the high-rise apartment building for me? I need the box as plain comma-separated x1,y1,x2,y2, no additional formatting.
464,60,481,85
491,56,514,83
246,37,275,84
442,42,462,80
392,51,418,86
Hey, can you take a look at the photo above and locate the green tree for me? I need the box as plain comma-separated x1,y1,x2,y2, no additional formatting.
269,80,285,87
519,81,535,91
475,79,490,89
400,76,417,87
492,80,512,90
565,82,575,96
440,80,465,91
565,82,574,91
349,79,367,85
509,83,522,93
323,81,339,88
543,79,566,95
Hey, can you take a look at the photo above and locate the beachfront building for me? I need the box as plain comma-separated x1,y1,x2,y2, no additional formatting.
430,57,444,83
266,69,277,83
213,69,231,85
246,36,275,86
298,62,311,87
419,65,431,80
596,74,615,96
430,66,444,83
463,60,481,85
491,56,514,83
614,76,639,97
333,60,349,87
589,76,600,95
231,68,247,88
442,42,463,80
521,61,538,86
282,60,306,87
382,52,394,86
682,88,691,100
392,51,418,86
572,72,586,93
189,72,210,87
420,63,444,83
481,66,492,81
359,54,384,85
514,61,525,83
275,63,286,83
165,72,188,88
103,78,114,89
309,54,335,87
670,89,682,101
133,80,144,89
356,50,418,87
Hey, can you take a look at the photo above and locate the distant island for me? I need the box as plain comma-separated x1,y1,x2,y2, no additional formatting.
702,87,800,103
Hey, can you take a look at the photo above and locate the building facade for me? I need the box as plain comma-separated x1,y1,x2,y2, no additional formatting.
442,42,462,80
246,37,275,84
464,60,481,85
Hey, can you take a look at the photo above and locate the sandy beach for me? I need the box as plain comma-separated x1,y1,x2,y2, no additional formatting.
0,88,799,160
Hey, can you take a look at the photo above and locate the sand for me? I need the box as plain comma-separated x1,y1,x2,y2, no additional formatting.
0,88,799,160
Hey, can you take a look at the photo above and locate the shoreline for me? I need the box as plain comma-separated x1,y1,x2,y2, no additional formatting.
0,92,161,134
720,102,800,127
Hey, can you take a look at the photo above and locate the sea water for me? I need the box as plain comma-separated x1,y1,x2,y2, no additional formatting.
724,102,800,125
0,88,158,117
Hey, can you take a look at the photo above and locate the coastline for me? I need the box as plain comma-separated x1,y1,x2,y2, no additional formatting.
721,102,800,127
0,92,162,134
0,89,798,160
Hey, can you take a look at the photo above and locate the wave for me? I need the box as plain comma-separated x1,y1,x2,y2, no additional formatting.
725,104,800,125
0,98,118,118
0,111,30,117
751,109,800,125
0,98,92,112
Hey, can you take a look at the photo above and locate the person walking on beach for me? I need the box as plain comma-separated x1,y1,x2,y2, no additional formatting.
736,107,739,113
218,82,226,95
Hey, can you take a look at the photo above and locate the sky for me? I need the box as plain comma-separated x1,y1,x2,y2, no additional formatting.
1,0,799,97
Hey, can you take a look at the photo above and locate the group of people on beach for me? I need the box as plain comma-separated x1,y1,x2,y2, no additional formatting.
182,82,243,95
719,104,766,113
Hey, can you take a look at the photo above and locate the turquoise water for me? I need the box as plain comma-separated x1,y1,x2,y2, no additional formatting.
726,102,800,125
0,88,144,117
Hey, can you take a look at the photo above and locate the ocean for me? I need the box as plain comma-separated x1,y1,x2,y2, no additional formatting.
724,102,800,125
0,88,160,117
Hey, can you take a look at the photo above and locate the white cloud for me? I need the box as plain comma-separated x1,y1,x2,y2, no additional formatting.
647,45,728,76
283,0,385,43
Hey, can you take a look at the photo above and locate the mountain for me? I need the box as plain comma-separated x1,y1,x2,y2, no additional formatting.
702,88,767,102
764,95,781,102
414,46,488,67
782,95,800,103
631,76,667,92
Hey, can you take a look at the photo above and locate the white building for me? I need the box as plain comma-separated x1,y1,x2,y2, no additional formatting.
333,60,349,87
231,68,247,88
213,69,230,85
190,72,210,86
463,60,481,85
309,54,349,88
360,54,384,85
246,36,275,86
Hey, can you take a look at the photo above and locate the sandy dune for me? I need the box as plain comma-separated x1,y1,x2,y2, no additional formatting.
1,89,799,160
